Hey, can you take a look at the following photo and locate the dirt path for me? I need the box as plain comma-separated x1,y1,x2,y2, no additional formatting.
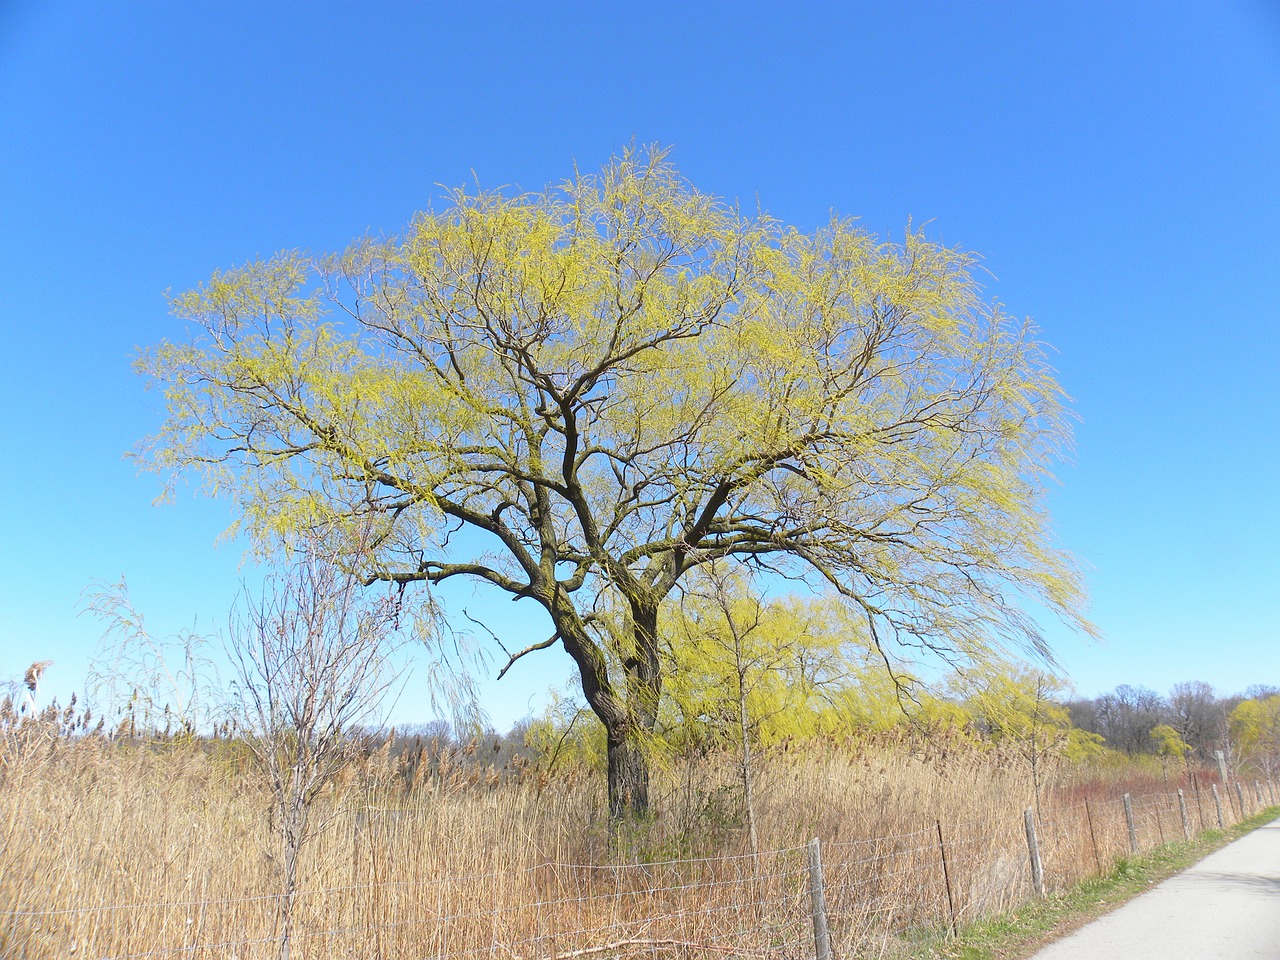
1028,817,1280,959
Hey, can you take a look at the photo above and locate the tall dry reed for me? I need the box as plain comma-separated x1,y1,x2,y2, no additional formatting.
1,714,1264,960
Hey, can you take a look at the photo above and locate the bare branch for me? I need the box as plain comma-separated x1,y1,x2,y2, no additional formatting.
496,633,560,681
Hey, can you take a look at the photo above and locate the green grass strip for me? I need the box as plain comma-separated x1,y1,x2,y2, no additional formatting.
901,805,1280,960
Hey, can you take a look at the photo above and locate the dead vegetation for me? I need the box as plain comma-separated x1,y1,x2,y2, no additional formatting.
5,697,1260,960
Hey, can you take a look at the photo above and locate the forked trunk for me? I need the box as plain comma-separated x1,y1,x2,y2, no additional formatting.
552,593,662,821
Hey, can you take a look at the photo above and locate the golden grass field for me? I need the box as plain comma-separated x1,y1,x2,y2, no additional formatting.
2,712,1269,960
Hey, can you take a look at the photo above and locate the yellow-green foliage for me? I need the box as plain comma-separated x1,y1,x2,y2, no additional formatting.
138,145,1094,815
659,577,853,748
803,665,965,737
1230,695,1280,774
1150,722,1191,760
522,686,607,772
534,636,1108,776
960,665,1104,761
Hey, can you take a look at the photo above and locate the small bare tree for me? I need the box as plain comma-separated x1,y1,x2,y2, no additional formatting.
81,577,219,738
227,538,407,960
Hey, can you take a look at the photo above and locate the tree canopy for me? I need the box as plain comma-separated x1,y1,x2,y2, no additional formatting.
139,146,1093,817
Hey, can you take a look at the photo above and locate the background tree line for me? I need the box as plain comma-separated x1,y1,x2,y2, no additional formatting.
1065,681,1280,770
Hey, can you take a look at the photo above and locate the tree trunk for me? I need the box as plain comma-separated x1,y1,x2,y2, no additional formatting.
550,591,662,821
606,597,663,820
279,806,303,960
607,726,650,820
738,674,759,860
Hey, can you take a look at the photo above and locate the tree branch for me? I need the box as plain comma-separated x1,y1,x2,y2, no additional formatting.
496,633,560,681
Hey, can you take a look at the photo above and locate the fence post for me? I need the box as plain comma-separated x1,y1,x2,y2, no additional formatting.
936,821,959,936
1023,807,1045,898
1192,772,1206,830
1255,781,1263,811
1084,800,1102,874
1123,793,1138,855
1211,783,1224,828
1177,789,1190,840
807,838,832,960
1235,781,1247,818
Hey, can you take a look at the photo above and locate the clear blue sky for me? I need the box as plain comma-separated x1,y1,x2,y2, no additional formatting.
2,2,1277,730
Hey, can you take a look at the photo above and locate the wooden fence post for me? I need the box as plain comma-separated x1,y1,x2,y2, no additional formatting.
1235,781,1247,818
1023,807,1045,898
1084,800,1102,874
1191,772,1206,830
1177,788,1190,840
1123,793,1138,855
936,821,959,936
1211,783,1224,828
807,838,832,960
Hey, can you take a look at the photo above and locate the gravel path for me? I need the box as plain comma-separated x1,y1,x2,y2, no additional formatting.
1028,818,1280,959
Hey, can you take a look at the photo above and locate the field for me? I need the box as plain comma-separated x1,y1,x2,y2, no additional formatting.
5,710,1270,960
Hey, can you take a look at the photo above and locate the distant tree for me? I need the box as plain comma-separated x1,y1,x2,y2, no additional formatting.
1093,685,1166,755
138,146,1094,819
1168,681,1221,761
1230,695,1280,779
1064,696,1102,739
416,719,454,747
1150,722,1192,784
1243,684,1280,701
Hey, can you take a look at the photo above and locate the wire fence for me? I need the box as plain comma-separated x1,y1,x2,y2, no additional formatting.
3,777,1276,960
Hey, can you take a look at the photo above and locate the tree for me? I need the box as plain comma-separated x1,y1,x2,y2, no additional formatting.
1230,695,1280,779
139,146,1093,819
1150,722,1192,785
81,577,220,737
664,566,845,857
227,535,406,960
1168,680,1221,761
962,665,1093,817
1091,685,1166,755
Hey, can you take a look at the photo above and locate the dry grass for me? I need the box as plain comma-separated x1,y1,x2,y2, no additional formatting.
1,713,1266,960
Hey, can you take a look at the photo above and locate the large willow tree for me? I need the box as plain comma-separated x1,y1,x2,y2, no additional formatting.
140,147,1092,818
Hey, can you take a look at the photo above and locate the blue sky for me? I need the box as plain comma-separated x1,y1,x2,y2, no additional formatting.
1,2,1277,730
